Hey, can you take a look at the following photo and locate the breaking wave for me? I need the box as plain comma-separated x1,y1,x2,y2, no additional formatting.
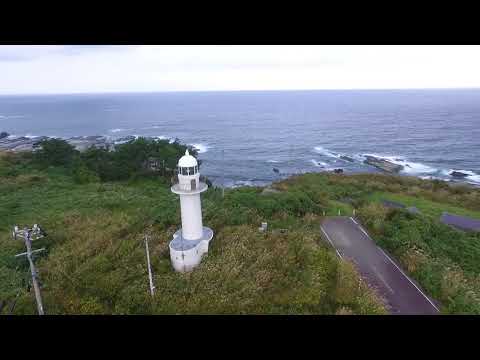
191,143,209,153
314,146,341,159
140,125,163,130
109,128,132,133
310,159,328,167
0,114,26,119
361,153,438,175
312,146,480,185
441,169,480,185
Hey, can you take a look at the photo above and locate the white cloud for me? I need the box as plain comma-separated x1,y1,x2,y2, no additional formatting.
0,45,480,94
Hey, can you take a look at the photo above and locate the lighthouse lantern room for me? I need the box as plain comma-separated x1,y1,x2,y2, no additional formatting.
169,149,214,272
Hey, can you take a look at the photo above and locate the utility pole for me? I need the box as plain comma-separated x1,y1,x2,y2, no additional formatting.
144,235,155,297
12,224,46,315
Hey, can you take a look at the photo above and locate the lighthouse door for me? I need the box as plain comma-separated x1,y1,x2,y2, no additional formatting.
191,179,196,190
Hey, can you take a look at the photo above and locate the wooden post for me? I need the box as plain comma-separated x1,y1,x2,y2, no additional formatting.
145,235,155,297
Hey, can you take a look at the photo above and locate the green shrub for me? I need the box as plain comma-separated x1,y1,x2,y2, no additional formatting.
72,163,99,184
34,138,78,167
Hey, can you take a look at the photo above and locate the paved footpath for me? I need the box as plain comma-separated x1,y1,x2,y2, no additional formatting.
321,216,440,315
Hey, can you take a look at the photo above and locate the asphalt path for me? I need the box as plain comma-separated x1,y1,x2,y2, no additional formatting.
321,216,440,315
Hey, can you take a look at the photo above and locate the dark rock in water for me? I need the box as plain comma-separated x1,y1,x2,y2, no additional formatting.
339,155,355,163
333,168,343,174
449,171,469,178
363,155,403,173
0,132,9,139
273,168,280,174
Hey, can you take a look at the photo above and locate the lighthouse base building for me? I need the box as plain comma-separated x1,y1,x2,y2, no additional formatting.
169,150,214,272
169,227,214,272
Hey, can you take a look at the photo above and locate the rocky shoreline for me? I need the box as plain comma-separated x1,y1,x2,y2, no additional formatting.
363,155,404,173
2,132,478,188
0,133,139,152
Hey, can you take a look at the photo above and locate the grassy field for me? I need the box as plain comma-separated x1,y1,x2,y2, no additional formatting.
367,191,480,220
0,152,385,315
2,150,480,314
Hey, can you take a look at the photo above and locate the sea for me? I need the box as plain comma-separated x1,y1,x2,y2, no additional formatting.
1,89,480,187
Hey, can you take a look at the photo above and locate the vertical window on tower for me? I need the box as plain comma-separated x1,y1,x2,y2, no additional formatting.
189,167,195,175
181,167,188,176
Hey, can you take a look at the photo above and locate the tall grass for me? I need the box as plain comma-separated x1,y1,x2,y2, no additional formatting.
1,153,387,314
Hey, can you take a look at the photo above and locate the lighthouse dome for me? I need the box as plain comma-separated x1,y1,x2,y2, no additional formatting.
178,149,198,168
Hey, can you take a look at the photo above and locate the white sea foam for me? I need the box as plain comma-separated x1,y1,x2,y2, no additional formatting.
230,180,255,188
0,114,26,119
109,128,132,133
314,146,340,159
445,169,480,184
310,159,328,167
191,143,209,153
141,125,162,130
466,175,480,185
361,153,438,175
267,160,280,163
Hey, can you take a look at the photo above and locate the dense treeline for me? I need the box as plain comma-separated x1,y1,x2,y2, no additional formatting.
32,137,199,183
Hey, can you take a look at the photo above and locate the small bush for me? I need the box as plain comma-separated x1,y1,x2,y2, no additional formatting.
72,163,99,184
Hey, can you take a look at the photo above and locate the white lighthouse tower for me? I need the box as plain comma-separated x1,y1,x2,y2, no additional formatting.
169,149,214,272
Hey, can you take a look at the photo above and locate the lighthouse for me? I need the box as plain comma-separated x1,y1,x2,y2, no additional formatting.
169,149,214,272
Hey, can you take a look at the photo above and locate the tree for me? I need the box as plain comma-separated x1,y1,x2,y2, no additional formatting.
34,138,78,167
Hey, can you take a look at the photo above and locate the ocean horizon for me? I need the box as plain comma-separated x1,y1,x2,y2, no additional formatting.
1,88,480,187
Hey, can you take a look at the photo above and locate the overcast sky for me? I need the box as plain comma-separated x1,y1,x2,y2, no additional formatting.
1,45,480,94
